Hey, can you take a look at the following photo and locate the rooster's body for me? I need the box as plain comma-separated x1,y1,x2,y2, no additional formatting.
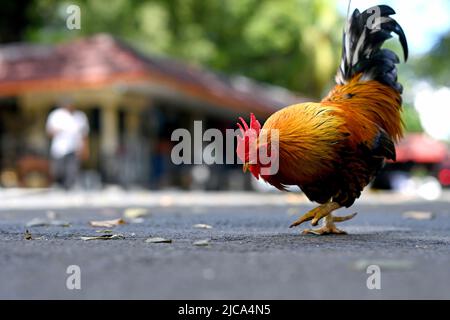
236,5,408,234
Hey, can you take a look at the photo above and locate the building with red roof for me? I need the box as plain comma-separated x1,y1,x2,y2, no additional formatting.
0,34,306,189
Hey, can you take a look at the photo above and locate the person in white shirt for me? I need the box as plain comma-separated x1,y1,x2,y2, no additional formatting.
46,100,89,189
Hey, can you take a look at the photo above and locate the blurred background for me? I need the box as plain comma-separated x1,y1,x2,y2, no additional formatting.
0,0,449,197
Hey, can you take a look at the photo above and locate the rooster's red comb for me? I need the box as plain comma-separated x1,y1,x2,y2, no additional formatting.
237,113,261,136
236,113,261,163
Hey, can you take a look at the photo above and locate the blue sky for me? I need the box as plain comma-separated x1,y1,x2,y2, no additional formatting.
337,0,450,56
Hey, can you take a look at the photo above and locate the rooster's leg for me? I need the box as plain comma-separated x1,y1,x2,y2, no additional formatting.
301,212,357,235
289,202,341,228
289,201,357,235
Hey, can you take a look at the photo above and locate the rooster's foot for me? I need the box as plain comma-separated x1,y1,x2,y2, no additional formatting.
289,202,341,228
302,225,346,235
301,213,357,235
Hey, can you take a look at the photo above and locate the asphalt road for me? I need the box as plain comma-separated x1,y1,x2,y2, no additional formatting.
0,200,449,299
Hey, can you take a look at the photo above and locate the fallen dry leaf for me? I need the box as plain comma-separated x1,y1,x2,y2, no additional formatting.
402,211,434,220
89,218,126,228
80,234,124,241
145,237,172,243
24,229,32,240
193,239,210,246
193,224,213,229
49,220,70,227
26,218,70,227
123,208,150,219
95,229,114,233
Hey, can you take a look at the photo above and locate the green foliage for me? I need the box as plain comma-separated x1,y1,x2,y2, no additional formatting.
2,0,433,129
402,104,423,133
414,31,450,86
17,0,343,98
0,1,427,136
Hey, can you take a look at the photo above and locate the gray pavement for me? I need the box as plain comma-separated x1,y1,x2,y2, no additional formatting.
0,191,449,299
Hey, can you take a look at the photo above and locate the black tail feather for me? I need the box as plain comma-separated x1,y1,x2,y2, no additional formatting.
335,5,408,93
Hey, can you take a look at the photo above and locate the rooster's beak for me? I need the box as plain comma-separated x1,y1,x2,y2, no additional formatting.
243,162,249,173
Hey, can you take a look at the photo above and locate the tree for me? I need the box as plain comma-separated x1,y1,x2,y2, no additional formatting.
0,0,35,43
414,31,450,87
1,0,425,132
402,104,423,133
18,0,342,98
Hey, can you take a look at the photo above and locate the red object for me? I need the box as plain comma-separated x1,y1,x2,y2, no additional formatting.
438,169,450,186
395,134,449,163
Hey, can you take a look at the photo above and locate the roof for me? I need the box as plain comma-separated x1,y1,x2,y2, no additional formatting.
0,34,307,115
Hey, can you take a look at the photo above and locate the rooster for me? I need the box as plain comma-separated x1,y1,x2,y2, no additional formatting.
236,5,408,235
